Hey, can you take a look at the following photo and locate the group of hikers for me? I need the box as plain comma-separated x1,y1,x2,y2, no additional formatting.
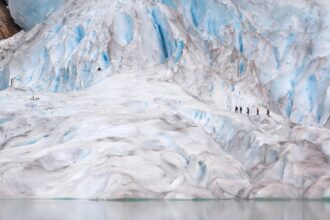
235,106,270,117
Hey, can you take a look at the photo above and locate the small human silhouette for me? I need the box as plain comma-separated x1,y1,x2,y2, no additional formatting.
257,108,259,116
239,106,243,114
247,107,250,115
267,108,270,117
30,96,40,101
235,106,238,114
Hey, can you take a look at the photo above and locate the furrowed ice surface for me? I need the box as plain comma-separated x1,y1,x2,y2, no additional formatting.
0,0,329,199
0,70,329,199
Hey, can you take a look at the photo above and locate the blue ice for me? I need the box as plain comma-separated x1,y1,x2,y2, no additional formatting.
15,139,38,147
114,12,134,46
239,62,245,75
8,0,64,30
174,40,184,63
306,75,318,112
151,8,175,62
161,0,177,8
101,51,111,66
0,117,14,125
0,71,9,91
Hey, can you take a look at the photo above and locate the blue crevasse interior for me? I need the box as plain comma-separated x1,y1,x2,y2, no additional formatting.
306,75,318,113
0,70,9,90
151,7,175,62
75,25,85,43
239,62,245,75
174,40,184,64
101,51,111,67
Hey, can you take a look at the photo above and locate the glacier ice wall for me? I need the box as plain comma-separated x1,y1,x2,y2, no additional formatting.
1,0,329,126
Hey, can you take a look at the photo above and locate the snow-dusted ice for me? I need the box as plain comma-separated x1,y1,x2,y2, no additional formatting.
0,0,329,199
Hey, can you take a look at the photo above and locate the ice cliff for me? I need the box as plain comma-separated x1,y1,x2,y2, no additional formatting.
0,0,329,199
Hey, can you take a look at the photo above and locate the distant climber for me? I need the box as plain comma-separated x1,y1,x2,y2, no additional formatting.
267,108,270,117
97,67,102,71
239,106,243,114
10,78,14,87
247,107,250,115
257,108,259,116
235,106,238,113
30,95,40,101
31,96,37,101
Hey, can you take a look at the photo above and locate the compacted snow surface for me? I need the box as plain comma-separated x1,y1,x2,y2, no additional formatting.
0,0,329,199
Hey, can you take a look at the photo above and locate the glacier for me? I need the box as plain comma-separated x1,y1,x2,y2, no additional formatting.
0,0,329,199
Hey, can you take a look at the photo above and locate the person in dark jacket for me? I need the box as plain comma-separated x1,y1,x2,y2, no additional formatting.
239,106,243,114
235,106,238,113
267,108,270,117
247,107,250,115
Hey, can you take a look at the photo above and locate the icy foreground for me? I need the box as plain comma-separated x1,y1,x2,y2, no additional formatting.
1,71,330,199
0,0,329,199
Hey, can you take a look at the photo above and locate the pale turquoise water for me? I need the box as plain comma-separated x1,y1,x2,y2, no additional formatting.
0,200,329,220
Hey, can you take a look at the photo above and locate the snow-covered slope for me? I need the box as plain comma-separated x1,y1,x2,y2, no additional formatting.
0,0,329,199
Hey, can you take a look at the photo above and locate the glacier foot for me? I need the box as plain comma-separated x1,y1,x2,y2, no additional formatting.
0,70,329,200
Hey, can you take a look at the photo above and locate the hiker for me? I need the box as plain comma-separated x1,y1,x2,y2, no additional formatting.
30,96,40,101
235,106,238,114
257,108,259,116
239,106,243,114
267,108,270,117
247,107,250,115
